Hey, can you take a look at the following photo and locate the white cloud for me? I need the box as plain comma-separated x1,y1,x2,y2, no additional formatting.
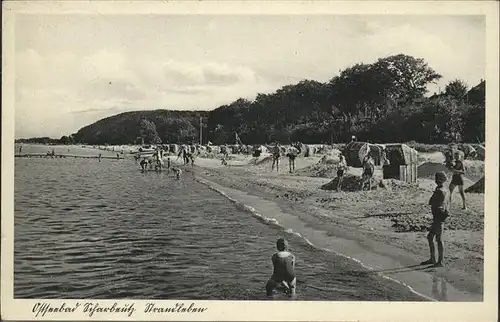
13,15,485,138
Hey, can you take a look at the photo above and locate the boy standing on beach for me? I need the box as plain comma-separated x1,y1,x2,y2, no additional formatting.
266,238,296,297
421,171,450,267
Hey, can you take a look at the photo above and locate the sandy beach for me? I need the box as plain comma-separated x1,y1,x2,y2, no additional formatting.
75,143,484,301
166,150,485,302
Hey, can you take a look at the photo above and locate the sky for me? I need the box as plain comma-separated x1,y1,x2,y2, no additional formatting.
14,14,485,138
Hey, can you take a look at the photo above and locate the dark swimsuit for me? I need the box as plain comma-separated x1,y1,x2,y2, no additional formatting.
271,253,295,283
451,161,464,185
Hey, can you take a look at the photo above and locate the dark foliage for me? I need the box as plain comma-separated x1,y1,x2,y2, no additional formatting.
21,55,484,146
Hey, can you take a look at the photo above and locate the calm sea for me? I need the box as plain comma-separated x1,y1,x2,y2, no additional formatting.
14,144,424,300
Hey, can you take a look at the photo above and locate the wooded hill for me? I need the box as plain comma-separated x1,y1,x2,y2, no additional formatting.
69,54,485,146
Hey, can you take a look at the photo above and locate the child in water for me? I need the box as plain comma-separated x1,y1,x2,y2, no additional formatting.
266,238,296,297
172,167,182,180
421,171,450,267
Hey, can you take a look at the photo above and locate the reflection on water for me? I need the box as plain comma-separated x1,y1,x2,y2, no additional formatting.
432,275,448,301
14,145,426,300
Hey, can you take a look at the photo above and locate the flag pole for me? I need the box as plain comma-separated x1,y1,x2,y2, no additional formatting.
199,116,202,145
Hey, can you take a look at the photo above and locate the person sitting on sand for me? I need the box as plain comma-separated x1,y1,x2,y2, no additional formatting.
360,154,375,191
421,171,450,267
336,153,348,192
286,146,299,173
449,152,467,210
266,238,296,297
271,142,281,172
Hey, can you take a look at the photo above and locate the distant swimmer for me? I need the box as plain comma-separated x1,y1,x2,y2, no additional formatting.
286,146,299,173
172,167,182,180
421,171,450,267
271,142,280,172
266,238,296,298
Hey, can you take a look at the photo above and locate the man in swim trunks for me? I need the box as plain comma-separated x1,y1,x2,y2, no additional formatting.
421,171,450,267
287,146,299,173
449,152,467,210
361,154,375,191
271,142,281,172
336,152,348,192
266,238,296,297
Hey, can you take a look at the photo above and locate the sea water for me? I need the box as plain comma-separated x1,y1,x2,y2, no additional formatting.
13,144,424,300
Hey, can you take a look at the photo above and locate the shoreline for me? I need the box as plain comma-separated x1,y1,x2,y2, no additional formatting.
182,155,484,302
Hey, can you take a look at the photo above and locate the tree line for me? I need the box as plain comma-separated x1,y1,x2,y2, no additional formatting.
19,54,485,146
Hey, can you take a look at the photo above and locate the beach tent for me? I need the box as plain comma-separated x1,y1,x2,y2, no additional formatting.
169,144,179,154
459,144,477,159
465,177,484,193
343,142,370,167
472,144,485,160
252,145,269,157
383,143,419,183
384,143,419,165
220,145,229,154
368,144,384,166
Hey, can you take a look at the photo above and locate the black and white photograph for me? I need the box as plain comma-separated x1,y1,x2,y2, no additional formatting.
2,1,498,321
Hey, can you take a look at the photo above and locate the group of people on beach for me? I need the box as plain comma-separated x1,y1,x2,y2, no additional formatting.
270,142,301,173
265,143,470,297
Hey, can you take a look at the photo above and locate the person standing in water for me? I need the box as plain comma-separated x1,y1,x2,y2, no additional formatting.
421,171,450,267
271,142,281,172
266,238,296,297
98,153,102,162
449,152,467,210
336,152,348,192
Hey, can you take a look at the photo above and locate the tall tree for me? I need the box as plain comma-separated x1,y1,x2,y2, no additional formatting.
139,118,162,144
445,79,468,102
373,54,442,103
